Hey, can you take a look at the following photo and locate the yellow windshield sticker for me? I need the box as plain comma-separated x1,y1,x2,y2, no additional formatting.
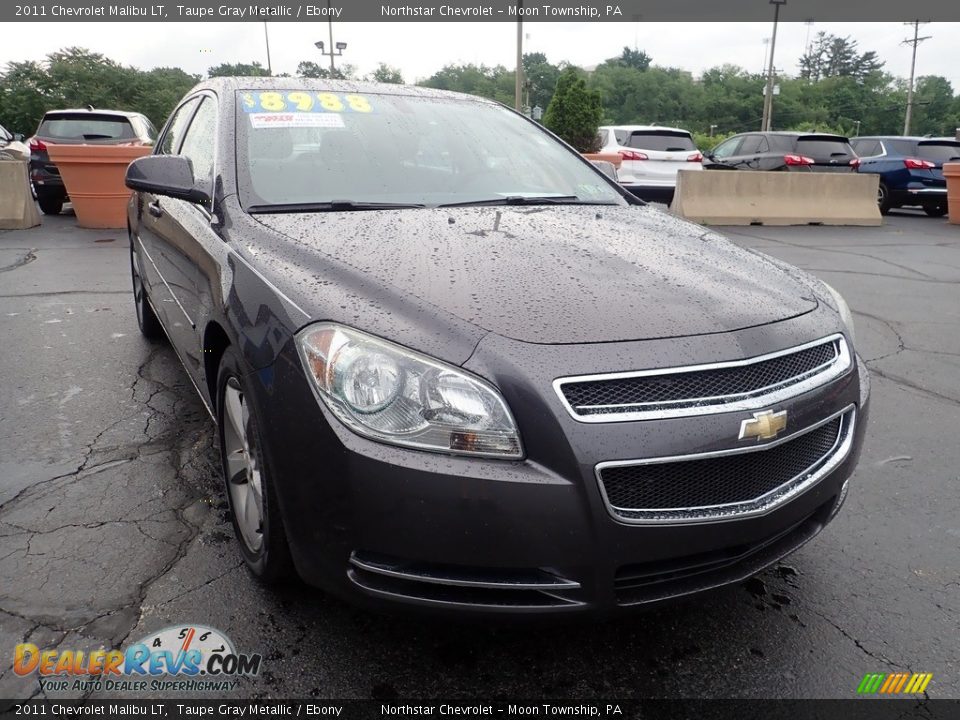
240,91,374,114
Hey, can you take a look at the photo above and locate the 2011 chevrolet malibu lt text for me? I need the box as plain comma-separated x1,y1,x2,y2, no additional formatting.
124,78,869,616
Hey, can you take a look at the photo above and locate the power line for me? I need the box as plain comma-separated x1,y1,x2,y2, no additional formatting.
902,20,931,135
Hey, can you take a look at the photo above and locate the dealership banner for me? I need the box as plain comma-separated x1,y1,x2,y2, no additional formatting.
4,0,960,22
2,700,960,719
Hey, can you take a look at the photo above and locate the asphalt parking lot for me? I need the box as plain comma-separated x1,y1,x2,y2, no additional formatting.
0,208,958,700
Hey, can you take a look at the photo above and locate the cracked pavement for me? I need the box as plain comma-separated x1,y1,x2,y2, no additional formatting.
0,210,957,700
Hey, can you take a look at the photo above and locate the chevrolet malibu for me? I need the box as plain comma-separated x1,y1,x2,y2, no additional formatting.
125,79,869,615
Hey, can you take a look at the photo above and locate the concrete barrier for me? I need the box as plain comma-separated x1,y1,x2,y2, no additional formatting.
670,169,882,226
0,160,41,230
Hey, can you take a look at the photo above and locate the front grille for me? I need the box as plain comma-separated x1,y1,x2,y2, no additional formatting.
597,407,855,524
556,335,849,422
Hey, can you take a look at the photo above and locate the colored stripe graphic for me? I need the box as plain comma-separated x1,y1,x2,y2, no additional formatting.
858,672,932,694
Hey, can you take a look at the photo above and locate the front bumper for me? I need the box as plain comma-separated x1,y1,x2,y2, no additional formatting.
253,322,870,617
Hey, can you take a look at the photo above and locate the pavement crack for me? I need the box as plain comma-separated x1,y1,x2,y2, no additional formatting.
853,310,905,362
808,608,900,667
0,248,37,274
867,367,960,407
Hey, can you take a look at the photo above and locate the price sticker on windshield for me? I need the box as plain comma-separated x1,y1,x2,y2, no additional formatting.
241,91,374,114
248,113,345,129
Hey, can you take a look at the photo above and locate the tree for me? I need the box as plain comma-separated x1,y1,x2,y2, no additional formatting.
369,62,403,84
208,61,270,78
0,60,48,134
295,61,356,80
799,33,884,83
610,46,652,71
522,52,560,111
543,67,603,152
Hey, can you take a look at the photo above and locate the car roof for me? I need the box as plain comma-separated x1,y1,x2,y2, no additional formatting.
189,76,491,105
43,109,143,118
853,135,957,142
733,131,849,139
600,124,692,134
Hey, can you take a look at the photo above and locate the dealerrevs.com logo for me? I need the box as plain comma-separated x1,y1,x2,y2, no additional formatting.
14,624,261,693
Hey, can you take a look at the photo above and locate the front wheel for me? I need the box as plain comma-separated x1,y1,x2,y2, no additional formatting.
129,241,164,340
877,183,892,215
38,196,63,215
217,347,295,584
923,203,948,218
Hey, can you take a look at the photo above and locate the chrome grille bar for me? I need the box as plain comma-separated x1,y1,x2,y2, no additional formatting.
554,334,851,422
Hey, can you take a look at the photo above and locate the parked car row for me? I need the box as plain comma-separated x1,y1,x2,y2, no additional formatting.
600,124,959,217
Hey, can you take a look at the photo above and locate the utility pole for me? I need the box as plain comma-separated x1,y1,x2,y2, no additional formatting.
515,0,524,111
903,20,931,135
761,0,786,132
263,22,272,75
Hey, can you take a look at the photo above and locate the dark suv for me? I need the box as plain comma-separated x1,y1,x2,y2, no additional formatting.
28,108,156,215
851,136,960,216
704,132,857,173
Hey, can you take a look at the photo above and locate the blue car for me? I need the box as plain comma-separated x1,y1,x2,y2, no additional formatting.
851,136,960,216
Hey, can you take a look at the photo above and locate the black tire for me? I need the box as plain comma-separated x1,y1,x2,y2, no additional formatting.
923,203,948,218
877,183,892,215
38,196,63,215
216,346,295,584
129,242,165,341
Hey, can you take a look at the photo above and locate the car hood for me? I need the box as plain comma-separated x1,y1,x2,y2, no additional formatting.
253,205,818,345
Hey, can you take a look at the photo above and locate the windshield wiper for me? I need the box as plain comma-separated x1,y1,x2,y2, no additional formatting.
439,195,618,208
247,200,426,214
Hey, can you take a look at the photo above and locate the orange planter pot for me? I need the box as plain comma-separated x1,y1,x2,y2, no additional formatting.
45,145,152,228
581,152,622,168
945,162,960,225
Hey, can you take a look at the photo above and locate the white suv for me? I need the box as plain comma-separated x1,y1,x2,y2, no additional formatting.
597,125,702,196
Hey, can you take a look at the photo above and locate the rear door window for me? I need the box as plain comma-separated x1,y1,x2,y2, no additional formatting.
38,113,136,141
884,139,916,156
916,142,960,164
738,135,765,155
627,131,695,152
852,139,881,157
767,135,796,152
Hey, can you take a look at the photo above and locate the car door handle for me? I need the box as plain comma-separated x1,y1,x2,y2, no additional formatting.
147,200,163,218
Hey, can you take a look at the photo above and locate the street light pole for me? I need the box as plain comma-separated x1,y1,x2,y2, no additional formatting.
263,22,272,75
761,0,786,132
515,0,524,111
327,0,336,73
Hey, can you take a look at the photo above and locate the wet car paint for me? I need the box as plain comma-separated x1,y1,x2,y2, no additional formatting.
126,77,869,615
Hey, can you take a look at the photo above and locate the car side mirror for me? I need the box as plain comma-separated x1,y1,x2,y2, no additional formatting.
704,152,715,161
125,154,210,204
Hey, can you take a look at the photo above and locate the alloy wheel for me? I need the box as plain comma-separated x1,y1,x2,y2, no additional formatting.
222,378,265,553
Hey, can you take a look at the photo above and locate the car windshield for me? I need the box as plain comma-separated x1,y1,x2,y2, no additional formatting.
236,89,624,209
626,131,695,152
38,113,136,141
917,142,960,164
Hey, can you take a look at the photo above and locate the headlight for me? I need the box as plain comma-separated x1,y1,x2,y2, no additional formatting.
822,282,856,345
296,323,523,458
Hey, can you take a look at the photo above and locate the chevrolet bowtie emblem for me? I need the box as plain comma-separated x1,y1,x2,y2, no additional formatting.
739,409,788,441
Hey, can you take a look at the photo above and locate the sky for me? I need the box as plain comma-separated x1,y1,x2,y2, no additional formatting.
2,21,959,88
